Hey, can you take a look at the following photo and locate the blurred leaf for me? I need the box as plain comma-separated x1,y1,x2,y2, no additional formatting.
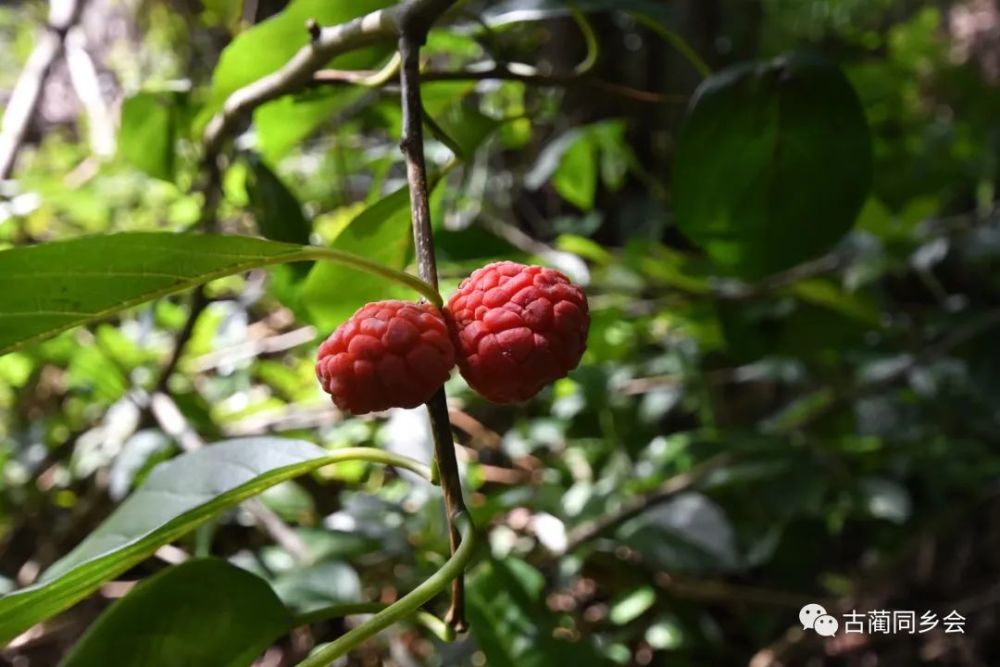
468,558,600,667
0,438,389,643
789,280,881,326
482,0,673,29
255,87,368,163
674,52,872,278
301,187,412,328
201,0,392,123
302,181,443,328
526,121,629,210
431,102,501,159
271,561,361,612
553,138,597,210
245,156,313,286
259,481,315,522
0,233,308,355
118,91,179,182
245,157,311,246
60,559,291,667
609,587,656,625
617,492,741,573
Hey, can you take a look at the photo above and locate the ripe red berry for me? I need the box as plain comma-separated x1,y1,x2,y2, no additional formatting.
316,300,455,415
446,261,589,403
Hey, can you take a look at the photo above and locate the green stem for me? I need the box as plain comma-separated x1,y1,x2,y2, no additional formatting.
293,602,384,626
321,447,436,482
293,603,456,643
295,514,477,667
570,4,599,76
633,13,711,80
295,246,442,307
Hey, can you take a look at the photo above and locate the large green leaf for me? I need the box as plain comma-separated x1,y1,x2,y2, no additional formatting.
0,438,427,643
202,0,392,124
0,232,435,356
673,52,872,278
0,233,303,354
60,559,292,667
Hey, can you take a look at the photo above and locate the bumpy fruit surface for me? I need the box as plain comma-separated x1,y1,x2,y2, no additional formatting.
316,300,455,415
446,261,589,403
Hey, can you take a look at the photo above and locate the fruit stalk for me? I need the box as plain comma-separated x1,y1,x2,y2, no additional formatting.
398,27,469,632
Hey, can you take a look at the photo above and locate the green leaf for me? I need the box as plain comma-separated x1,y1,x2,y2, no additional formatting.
430,102,502,159
301,188,413,328
552,138,597,210
0,232,438,355
526,121,629,211
271,561,361,612
673,52,872,278
301,181,444,329
255,87,367,163
118,91,178,181
608,587,656,625
60,559,292,667
201,0,392,125
245,157,312,247
0,438,428,643
468,558,600,667
0,233,303,355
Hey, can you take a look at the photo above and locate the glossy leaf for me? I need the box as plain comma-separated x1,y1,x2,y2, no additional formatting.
0,233,302,354
673,52,872,278
0,232,439,356
0,438,427,643
60,559,292,667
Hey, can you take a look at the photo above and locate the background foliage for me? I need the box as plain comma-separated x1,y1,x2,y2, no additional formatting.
1,0,999,665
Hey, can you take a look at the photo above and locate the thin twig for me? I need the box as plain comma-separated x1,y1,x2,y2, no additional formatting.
201,0,457,159
313,65,684,104
397,20,469,633
153,288,210,394
0,0,88,179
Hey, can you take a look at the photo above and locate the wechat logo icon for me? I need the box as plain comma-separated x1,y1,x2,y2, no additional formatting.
800,603,839,637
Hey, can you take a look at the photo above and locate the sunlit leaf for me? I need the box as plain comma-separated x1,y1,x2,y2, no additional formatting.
201,0,392,125
0,233,305,355
118,91,179,182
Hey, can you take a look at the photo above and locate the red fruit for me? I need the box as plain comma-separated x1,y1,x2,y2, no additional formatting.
446,261,589,403
316,300,455,415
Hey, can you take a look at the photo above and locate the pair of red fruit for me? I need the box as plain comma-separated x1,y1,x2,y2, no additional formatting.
316,261,590,415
